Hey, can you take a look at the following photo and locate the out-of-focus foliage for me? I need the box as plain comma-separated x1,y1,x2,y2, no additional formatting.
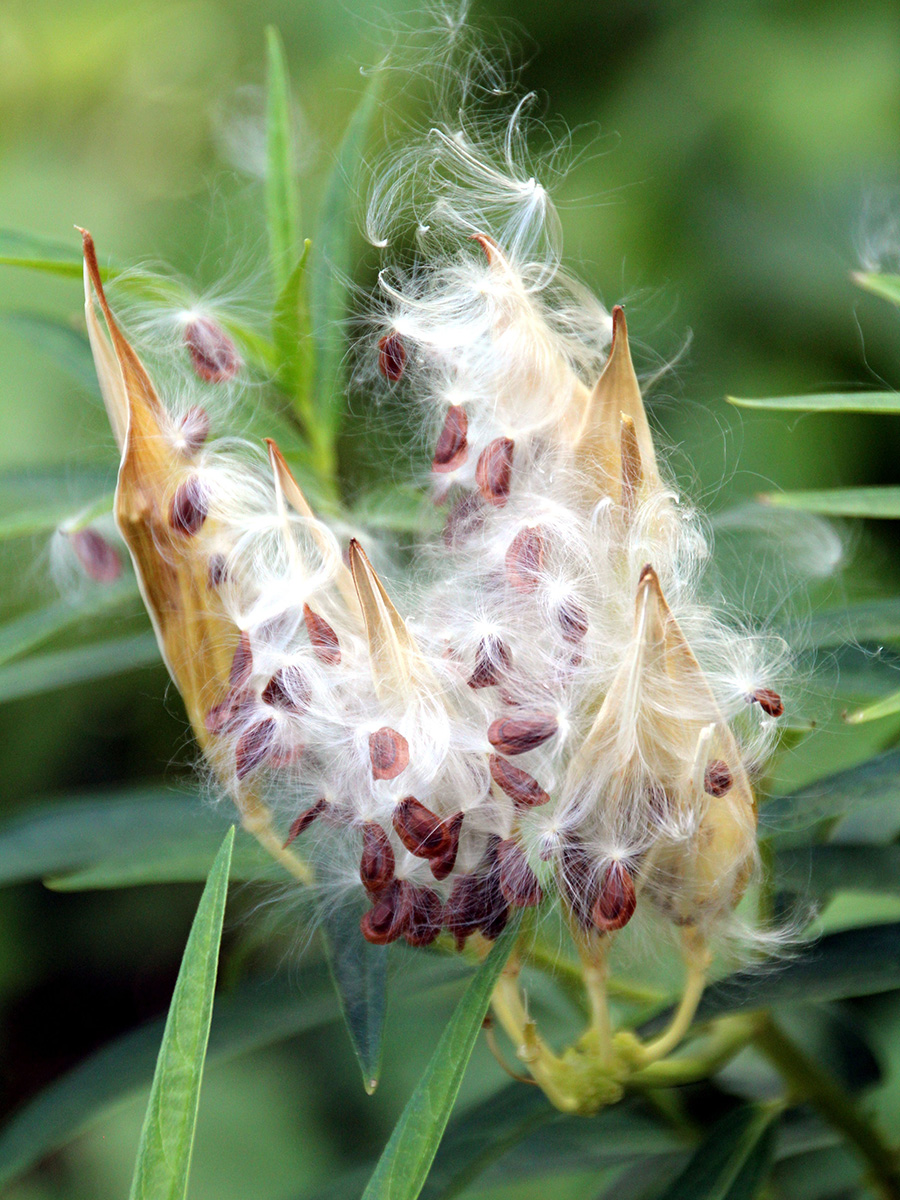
3,2,900,1199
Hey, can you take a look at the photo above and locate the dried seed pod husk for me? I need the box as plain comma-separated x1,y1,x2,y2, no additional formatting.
432,405,468,473
496,839,543,907
475,437,514,506
467,636,511,689
592,862,637,932
302,604,341,665
235,717,277,779
488,712,558,755
169,475,209,536
752,687,784,718
505,526,544,593
404,886,443,947
378,332,406,381
69,528,121,583
703,759,733,797
184,316,241,383
489,754,550,807
283,798,327,847
369,727,410,780
360,822,396,896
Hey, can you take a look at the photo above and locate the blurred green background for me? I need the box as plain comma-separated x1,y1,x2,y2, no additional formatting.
2,1,900,1196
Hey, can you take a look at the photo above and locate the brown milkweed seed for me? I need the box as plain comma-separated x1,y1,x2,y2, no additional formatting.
404,886,443,947
443,491,485,545
443,874,483,948
488,712,558,755
432,405,468,473
467,636,511,689
184,316,241,383
392,797,447,857
283,798,327,847
303,604,341,665
360,880,409,945
178,405,211,452
496,839,543,907
703,759,733,797
69,529,121,583
558,840,598,929
752,687,784,718
235,717,276,779
229,631,253,689
428,811,463,881
592,861,637,932
557,597,589,644
489,754,550,807
169,475,208,536
360,822,396,896
262,665,311,714
378,332,406,381
369,727,410,780
505,526,544,593
207,553,227,588
475,437,514,506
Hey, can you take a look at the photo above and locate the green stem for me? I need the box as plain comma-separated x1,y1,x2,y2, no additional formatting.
755,1014,900,1200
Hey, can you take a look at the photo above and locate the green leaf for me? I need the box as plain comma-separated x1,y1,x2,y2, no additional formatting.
265,26,299,295
852,270,900,307
272,239,315,418
728,392,900,414
761,749,900,846
0,228,85,277
654,1105,778,1200
0,969,340,1191
319,892,388,1094
311,72,382,443
0,631,161,703
353,485,443,535
777,844,900,898
362,913,522,1200
0,312,99,394
801,598,900,649
0,581,138,667
845,687,900,725
759,488,900,518
128,827,233,1200
696,923,900,1020
0,491,115,542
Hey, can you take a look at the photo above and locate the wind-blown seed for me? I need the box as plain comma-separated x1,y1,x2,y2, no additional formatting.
505,526,544,593
489,754,550,807
69,529,121,583
235,716,276,779
303,604,341,665
369,727,410,780
262,665,311,714
592,862,637,933
360,822,396,896
178,405,210,452
378,332,406,381
557,597,589,644
184,316,240,383
169,475,208,536
488,712,558,755
432,405,468,473
703,759,733,797
475,437,514,506
496,839,543,907
752,688,784,718
283,798,326,847
558,841,598,929
467,636,511,689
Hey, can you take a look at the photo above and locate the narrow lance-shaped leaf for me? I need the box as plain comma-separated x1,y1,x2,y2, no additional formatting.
265,26,300,295
845,687,900,726
361,913,522,1200
776,843,900,898
728,391,900,414
128,826,234,1200
0,312,99,394
852,270,900,307
0,632,161,705
653,1104,778,1200
0,228,87,277
272,239,314,417
759,487,900,519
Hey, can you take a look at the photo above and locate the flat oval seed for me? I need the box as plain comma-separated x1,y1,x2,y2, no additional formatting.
369,727,410,780
360,822,396,896
262,665,311,714
557,597,589,644
489,754,550,807
303,604,341,665
488,712,558,756
392,797,447,857
505,526,544,593
592,862,637,933
283,798,327,847
432,405,468,473
496,839,543,907
235,717,276,780
69,529,121,583
169,475,209,536
360,880,409,945
378,332,406,381
752,687,784,718
467,636,511,689
475,437,514,506
703,759,733,797
429,812,463,881
184,316,241,383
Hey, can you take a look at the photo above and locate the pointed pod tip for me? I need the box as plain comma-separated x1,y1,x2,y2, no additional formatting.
364,1077,379,1095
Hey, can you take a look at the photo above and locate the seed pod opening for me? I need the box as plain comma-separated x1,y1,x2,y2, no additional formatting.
303,604,341,665
432,405,468,473
369,727,410,780
489,754,550,807
488,712,558,755
592,862,637,933
475,437,514,506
